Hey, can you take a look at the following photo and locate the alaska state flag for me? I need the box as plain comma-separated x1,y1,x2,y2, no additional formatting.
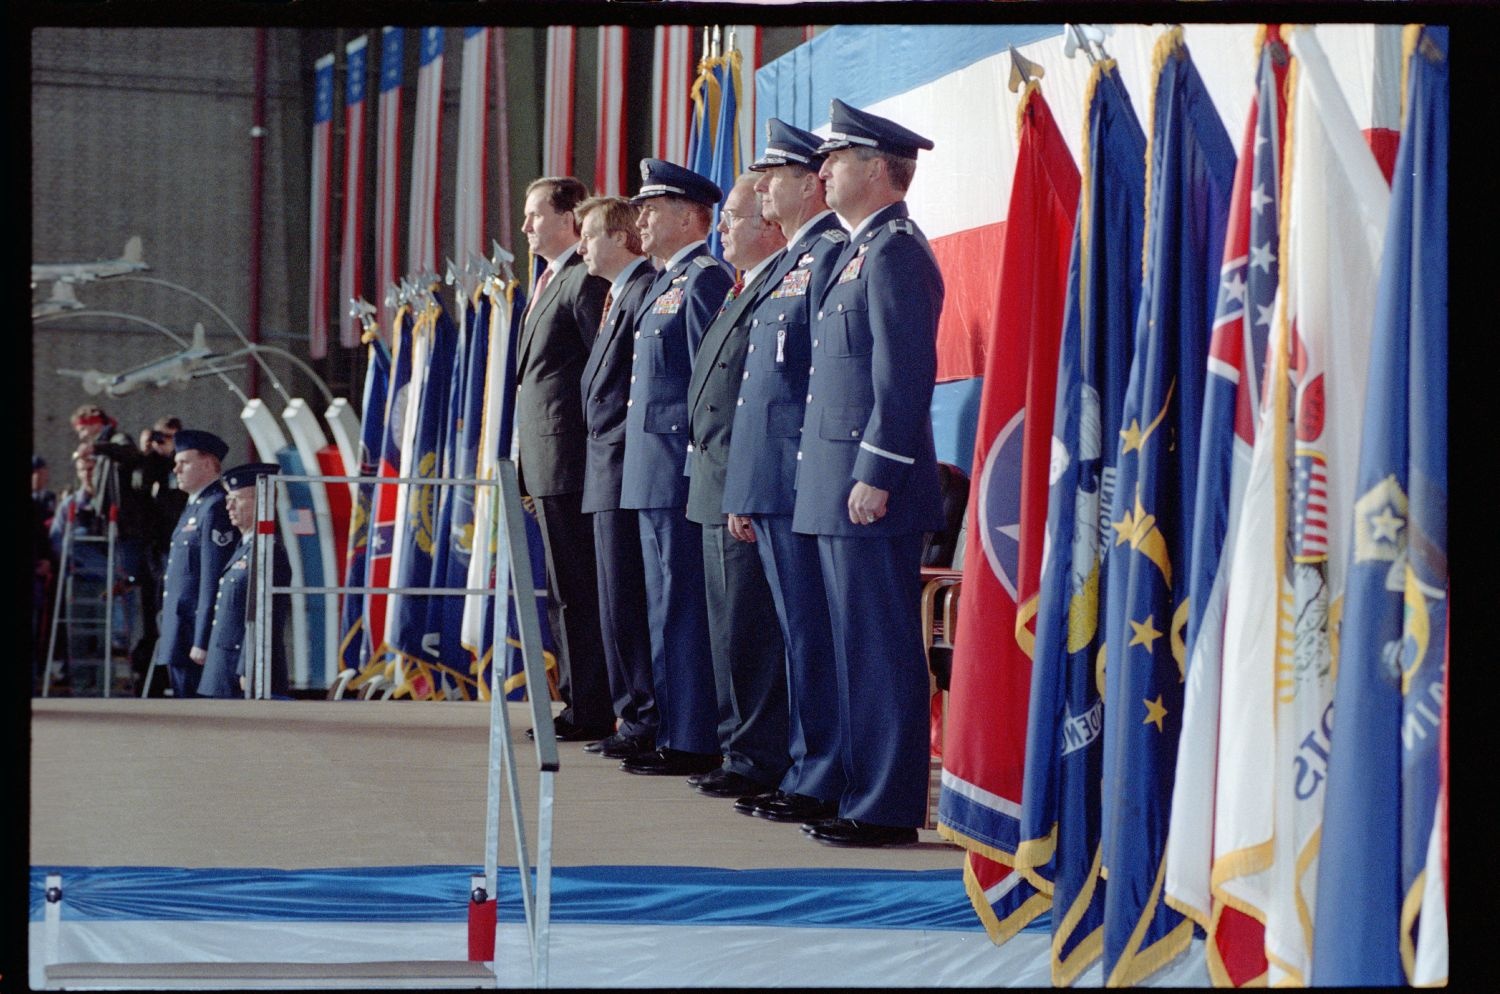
1013,59,1145,986
937,79,1077,943
1097,27,1235,986
338,328,391,675
1311,24,1448,987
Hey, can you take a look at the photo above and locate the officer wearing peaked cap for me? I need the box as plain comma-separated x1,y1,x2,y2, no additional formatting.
151,429,237,699
617,157,735,777
792,99,945,848
201,462,290,698
719,117,851,826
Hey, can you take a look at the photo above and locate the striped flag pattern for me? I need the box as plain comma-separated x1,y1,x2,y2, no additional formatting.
338,35,369,350
543,27,576,177
652,26,694,164
308,52,335,359
407,26,444,276
454,27,490,266
594,26,628,196
374,26,404,339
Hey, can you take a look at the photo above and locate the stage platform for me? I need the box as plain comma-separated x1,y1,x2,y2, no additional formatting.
28,698,1209,987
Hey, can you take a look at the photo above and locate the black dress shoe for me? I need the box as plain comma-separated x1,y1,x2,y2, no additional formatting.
809,818,918,848
754,793,840,823
693,769,768,798
734,790,785,816
620,748,723,776
592,732,655,759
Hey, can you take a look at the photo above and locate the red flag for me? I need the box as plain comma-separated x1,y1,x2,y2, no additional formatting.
594,26,628,196
308,52,335,359
338,35,369,349
937,82,1078,938
374,26,404,339
543,27,576,177
407,27,445,276
455,28,490,265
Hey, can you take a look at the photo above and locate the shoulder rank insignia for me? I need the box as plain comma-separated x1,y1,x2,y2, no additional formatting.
887,218,915,235
693,255,720,269
212,529,236,547
653,287,685,314
821,229,849,244
771,267,813,298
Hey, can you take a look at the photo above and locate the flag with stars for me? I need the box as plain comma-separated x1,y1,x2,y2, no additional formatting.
388,289,461,699
1165,25,1286,987
937,79,1077,944
358,301,415,687
1312,24,1447,987
1097,27,1235,986
374,27,404,341
338,327,391,676
1012,60,1145,986
338,34,369,350
1212,25,1391,985
308,52,335,360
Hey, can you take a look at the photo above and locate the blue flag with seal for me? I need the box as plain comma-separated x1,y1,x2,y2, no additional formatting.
338,329,391,676
389,289,459,699
1311,24,1448,987
1014,59,1145,987
705,48,741,262
1097,27,1235,986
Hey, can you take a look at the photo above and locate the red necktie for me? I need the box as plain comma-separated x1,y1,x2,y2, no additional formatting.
727,276,745,301
526,266,553,319
598,289,614,333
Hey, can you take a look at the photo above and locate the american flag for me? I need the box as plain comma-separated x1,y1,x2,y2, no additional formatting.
594,26,628,196
455,27,489,264
408,26,445,277
374,27,404,339
338,34,369,349
308,52,335,359
652,26,694,164
1294,449,1330,560
543,27,576,177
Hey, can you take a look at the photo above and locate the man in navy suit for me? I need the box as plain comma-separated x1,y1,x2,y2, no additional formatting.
683,172,791,800
517,176,615,742
200,462,290,699
617,159,734,778
150,429,238,699
792,99,946,847
575,195,660,759
723,119,850,826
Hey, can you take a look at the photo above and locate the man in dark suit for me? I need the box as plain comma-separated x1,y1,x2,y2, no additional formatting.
516,176,615,742
150,429,238,700
200,462,290,699
683,173,791,800
723,120,851,826
617,159,734,778
575,195,660,759
792,99,946,847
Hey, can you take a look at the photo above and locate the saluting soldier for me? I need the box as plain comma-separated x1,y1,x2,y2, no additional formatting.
683,172,790,800
792,99,946,848
151,429,237,699
724,119,850,827
200,462,290,699
617,159,734,778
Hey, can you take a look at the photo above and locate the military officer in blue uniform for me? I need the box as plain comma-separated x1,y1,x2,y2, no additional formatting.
201,462,290,698
723,119,851,826
576,194,661,759
150,429,237,699
792,99,946,847
617,159,734,777
683,172,791,800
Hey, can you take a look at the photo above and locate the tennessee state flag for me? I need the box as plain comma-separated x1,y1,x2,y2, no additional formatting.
1013,59,1145,985
937,79,1078,943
